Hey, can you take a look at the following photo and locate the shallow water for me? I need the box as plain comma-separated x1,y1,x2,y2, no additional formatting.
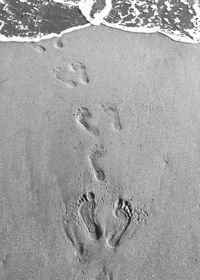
0,0,200,43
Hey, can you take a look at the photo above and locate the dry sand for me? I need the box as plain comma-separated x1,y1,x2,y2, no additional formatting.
0,25,200,279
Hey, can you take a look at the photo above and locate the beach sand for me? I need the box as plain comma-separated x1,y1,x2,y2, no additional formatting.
0,25,200,279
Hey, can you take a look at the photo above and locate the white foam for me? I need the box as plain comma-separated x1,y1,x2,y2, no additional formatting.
1,0,200,44
52,0,79,7
78,0,112,25
101,19,200,43
78,0,97,24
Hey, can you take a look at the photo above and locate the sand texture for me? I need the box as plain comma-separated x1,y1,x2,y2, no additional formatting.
1,26,200,279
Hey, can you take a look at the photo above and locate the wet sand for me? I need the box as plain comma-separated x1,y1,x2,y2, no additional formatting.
0,25,200,280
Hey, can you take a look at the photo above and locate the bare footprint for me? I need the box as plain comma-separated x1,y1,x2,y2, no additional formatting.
88,144,105,182
52,66,77,88
78,192,101,241
101,103,121,131
69,61,90,84
73,107,99,136
79,72,90,84
54,37,64,49
106,198,132,248
95,266,113,280
69,61,86,73
62,214,85,258
31,43,46,53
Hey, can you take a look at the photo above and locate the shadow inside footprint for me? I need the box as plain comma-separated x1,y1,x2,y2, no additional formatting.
101,103,122,131
88,144,105,182
78,192,102,241
73,107,99,137
62,214,88,261
52,66,77,88
106,198,132,248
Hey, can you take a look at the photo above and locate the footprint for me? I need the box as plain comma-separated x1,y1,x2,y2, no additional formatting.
105,198,132,248
69,61,90,84
53,37,64,49
79,71,90,85
69,62,86,73
101,103,121,131
62,214,85,258
73,107,99,136
88,144,105,182
31,43,46,53
78,192,101,241
52,61,89,88
52,66,77,88
95,266,113,280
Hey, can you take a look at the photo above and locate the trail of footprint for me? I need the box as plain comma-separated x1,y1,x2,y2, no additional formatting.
101,103,121,131
105,198,132,248
73,107,99,137
78,192,102,241
88,144,105,182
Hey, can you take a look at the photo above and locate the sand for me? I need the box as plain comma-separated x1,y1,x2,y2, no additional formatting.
0,25,200,279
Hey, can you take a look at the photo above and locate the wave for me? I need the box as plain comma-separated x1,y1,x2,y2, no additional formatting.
0,0,200,43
